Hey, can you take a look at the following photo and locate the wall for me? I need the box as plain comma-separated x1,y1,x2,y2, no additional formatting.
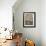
41,0,46,46
0,0,17,30
0,0,17,38
13,0,41,46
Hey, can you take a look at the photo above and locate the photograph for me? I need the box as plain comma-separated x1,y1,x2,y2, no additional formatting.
23,12,36,28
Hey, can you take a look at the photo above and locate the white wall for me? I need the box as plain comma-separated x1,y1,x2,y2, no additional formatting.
0,0,17,30
41,0,46,46
13,0,41,46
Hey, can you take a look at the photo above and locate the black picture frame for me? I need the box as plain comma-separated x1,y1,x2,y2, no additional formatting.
23,12,36,28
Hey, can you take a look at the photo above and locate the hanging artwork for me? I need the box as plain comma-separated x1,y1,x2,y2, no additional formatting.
23,12,36,28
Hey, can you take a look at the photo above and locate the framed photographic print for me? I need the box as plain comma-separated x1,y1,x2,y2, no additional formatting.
23,12,36,28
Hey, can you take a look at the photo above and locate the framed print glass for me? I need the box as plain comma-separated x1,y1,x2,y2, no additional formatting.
23,12,36,28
